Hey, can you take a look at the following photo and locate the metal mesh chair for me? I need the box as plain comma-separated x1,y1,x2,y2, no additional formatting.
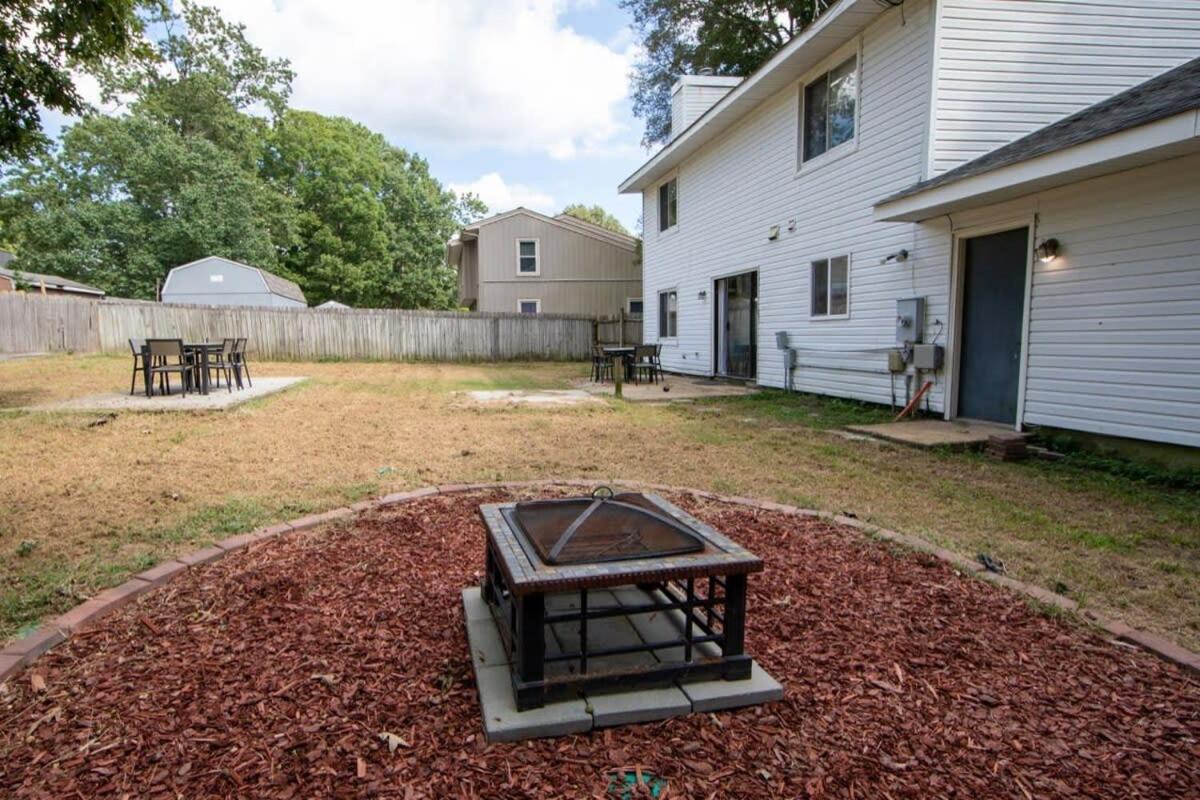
128,338,147,395
232,337,251,388
632,344,661,384
207,338,237,392
145,339,191,397
591,345,612,382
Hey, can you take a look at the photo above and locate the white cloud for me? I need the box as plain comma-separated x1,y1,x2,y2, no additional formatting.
209,0,636,159
449,172,556,216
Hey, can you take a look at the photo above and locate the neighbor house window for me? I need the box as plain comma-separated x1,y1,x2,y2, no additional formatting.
518,298,541,314
802,55,858,162
658,290,677,337
516,239,540,275
810,255,849,318
657,178,677,232
627,298,644,315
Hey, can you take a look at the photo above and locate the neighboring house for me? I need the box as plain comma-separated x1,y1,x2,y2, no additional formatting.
447,208,641,317
161,256,306,308
620,0,1200,449
0,260,106,299
317,300,351,310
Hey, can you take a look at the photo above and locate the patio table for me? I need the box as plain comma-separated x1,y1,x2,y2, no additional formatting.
140,341,225,396
601,345,636,381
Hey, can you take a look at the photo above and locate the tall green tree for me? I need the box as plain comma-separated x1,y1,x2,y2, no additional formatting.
263,110,482,308
561,203,631,236
620,0,833,145
98,0,294,162
0,113,295,298
0,0,157,161
0,0,298,298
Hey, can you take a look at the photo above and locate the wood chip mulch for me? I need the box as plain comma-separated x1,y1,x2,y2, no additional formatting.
1,490,1197,798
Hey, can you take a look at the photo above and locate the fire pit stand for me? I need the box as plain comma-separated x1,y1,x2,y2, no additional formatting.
480,491,764,711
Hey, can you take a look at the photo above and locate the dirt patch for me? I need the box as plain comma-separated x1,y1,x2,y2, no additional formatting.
1,491,1196,798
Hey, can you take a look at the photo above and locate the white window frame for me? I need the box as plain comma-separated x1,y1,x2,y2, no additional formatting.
517,298,541,315
516,238,540,276
797,39,862,172
657,176,678,233
657,289,678,339
626,297,644,315
809,254,851,320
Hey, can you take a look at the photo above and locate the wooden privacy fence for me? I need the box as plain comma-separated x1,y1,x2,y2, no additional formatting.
0,294,596,361
0,293,99,353
594,311,643,346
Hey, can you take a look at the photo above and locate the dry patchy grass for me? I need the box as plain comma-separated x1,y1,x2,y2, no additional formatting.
0,354,1197,650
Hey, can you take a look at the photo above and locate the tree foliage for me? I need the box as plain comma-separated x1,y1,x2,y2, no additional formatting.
0,1,481,308
264,111,482,308
0,0,157,161
560,203,631,236
620,0,832,145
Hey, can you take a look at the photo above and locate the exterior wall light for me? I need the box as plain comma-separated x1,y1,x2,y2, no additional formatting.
1036,238,1061,263
698,289,708,300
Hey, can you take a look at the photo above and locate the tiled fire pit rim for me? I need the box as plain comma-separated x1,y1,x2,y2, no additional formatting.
2,479,1197,685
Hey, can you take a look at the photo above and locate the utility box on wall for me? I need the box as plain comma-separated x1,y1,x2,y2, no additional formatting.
895,298,925,347
913,343,944,370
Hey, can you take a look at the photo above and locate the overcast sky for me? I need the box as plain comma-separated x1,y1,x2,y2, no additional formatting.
201,0,650,231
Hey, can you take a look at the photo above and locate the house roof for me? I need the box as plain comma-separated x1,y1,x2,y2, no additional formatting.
166,256,307,304
317,299,350,309
879,55,1200,209
618,0,888,194
0,266,106,296
454,207,639,249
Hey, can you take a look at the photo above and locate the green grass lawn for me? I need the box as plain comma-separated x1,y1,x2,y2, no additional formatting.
1,354,1197,650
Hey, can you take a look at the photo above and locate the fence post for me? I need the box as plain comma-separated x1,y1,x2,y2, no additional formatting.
491,316,501,361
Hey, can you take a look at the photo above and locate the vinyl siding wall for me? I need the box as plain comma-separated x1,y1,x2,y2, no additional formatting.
929,0,1200,175
476,214,640,317
643,0,949,408
932,153,1200,447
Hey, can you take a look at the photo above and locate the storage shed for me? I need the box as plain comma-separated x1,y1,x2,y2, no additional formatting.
161,256,306,308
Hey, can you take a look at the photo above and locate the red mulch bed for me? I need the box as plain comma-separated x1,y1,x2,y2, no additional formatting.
1,490,1197,798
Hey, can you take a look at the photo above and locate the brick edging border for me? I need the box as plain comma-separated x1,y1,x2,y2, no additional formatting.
2,480,1197,684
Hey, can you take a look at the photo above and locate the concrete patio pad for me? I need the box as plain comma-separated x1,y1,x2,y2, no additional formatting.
845,418,1017,450
24,376,307,413
462,587,782,742
459,389,604,408
575,373,758,402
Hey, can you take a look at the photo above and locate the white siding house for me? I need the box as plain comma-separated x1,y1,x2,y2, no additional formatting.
621,0,1200,448
161,256,307,308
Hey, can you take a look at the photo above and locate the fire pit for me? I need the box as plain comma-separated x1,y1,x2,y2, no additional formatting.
480,488,764,710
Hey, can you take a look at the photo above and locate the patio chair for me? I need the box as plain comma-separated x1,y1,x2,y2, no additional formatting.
632,344,661,385
128,338,148,395
206,339,237,392
232,337,252,388
591,345,612,383
145,339,192,397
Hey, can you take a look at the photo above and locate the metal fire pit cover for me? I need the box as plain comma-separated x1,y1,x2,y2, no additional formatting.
501,487,705,565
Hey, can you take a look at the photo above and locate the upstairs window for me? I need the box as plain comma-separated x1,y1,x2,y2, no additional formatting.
658,290,678,337
517,239,540,275
810,255,849,318
802,55,858,162
657,178,677,232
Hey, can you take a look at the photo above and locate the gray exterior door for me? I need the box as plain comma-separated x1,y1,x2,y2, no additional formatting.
956,227,1028,424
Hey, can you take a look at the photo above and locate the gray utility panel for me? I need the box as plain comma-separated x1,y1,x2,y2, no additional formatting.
895,297,925,347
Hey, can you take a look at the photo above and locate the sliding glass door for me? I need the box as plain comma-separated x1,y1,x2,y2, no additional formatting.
715,272,757,379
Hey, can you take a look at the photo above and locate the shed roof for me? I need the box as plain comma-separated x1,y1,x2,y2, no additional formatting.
0,266,106,296
167,256,307,304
